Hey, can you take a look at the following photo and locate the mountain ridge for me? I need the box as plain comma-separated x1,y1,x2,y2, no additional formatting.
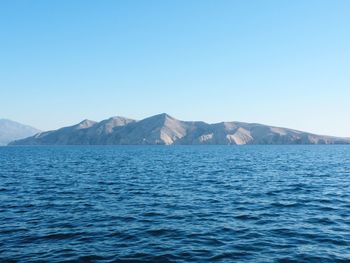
9,114,350,145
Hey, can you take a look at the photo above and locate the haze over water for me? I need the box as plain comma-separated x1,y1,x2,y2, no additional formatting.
1,146,349,262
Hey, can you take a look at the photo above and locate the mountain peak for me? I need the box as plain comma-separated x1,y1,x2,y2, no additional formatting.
107,116,135,122
138,113,179,127
154,113,176,120
97,116,135,130
76,119,97,129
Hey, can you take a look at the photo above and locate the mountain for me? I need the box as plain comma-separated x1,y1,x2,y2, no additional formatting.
0,119,40,145
11,117,134,145
9,113,350,145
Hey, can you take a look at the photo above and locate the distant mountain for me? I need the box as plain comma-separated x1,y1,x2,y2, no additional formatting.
0,119,40,145
9,113,350,145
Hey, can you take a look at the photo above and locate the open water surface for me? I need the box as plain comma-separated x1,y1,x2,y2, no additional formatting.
0,146,350,262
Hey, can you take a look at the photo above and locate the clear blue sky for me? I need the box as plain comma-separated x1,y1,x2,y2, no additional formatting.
1,0,349,136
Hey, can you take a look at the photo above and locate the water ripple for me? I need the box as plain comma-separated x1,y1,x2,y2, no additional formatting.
1,145,350,262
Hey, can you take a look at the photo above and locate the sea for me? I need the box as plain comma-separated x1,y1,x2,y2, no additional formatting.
0,145,349,262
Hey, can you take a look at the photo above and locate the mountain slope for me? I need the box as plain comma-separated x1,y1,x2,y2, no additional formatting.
9,114,350,145
15,119,98,145
11,117,135,145
114,113,189,145
0,119,40,145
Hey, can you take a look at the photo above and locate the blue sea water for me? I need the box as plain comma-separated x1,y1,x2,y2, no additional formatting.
0,145,350,262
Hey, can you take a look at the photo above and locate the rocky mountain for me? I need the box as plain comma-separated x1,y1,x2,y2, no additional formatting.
9,113,350,145
0,119,40,145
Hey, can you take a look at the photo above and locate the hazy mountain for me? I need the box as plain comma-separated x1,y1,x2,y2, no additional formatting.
9,113,350,145
0,119,40,145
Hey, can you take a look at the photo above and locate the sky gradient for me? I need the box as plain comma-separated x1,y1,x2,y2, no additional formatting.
1,0,350,136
